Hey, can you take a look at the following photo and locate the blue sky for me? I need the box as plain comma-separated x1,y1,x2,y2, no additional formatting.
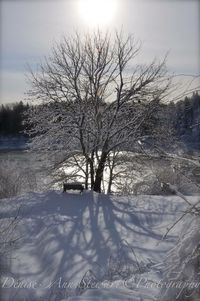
0,0,199,104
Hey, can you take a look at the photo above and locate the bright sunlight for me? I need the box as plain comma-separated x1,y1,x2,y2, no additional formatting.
77,0,119,27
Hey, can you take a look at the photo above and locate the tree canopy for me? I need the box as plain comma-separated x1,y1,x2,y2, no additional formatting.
26,31,171,192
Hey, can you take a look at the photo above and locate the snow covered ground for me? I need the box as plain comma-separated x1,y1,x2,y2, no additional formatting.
0,190,198,301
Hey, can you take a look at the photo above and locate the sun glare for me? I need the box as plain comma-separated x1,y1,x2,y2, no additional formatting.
78,0,119,27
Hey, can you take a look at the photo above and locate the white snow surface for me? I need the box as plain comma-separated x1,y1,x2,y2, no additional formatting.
0,190,198,301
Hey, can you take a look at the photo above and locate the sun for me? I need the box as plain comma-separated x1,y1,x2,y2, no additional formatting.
78,0,119,27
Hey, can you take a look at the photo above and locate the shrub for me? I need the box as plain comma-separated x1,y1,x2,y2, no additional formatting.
0,160,37,199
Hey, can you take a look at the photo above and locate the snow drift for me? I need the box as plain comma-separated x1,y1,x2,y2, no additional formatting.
0,190,198,301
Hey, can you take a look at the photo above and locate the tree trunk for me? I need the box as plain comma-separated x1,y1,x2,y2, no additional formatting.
90,160,95,189
93,167,103,192
85,159,89,190
93,152,107,193
107,167,113,194
107,151,116,194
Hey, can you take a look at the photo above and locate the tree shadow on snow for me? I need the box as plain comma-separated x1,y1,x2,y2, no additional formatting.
1,190,179,300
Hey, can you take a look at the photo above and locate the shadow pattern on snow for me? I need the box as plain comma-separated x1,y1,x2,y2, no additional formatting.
0,191,184,301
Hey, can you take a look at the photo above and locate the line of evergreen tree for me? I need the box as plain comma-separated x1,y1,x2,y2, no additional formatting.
175,92,200,145
0,101,29,136
0,93,199,146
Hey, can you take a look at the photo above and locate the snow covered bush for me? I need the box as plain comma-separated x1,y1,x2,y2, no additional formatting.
149,158,200,195
0,204,22,301
161,210,200,300
0,160,37,198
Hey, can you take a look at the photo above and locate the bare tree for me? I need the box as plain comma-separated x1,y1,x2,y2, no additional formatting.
26,30,171,192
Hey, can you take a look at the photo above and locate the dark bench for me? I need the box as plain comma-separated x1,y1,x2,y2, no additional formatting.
63,182,84,193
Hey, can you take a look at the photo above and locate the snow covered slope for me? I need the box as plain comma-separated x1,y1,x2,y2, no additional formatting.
0,190,197,301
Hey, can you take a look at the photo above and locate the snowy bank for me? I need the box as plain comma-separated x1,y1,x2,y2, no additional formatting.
0,190,198,301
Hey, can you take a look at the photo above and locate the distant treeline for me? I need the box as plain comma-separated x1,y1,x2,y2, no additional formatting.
174,92,200,145
0,93,200,148
0,101,29,136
